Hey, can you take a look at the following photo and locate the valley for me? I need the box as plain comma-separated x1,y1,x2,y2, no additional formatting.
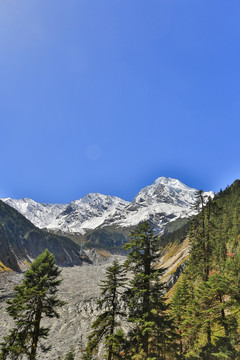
0,254,125,360
1,177,213,250
1,177,239,359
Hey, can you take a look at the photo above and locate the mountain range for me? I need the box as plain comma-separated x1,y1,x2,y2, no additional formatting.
0,200,89,272
1,177,213,237
2,179,239,360
0,177,213,270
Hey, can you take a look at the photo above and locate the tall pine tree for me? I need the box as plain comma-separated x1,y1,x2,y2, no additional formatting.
0,249,65,360
123,221,176,360
83,260,127,360
170,274,195,358
171,185,240,359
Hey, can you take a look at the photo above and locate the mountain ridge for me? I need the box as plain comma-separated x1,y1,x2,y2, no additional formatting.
0,200,90,271
1,177,214,239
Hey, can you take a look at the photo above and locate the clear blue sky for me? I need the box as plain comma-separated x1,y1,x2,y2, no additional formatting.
0,1,239,203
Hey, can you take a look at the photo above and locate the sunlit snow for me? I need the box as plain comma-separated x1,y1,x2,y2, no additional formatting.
1,177,214,235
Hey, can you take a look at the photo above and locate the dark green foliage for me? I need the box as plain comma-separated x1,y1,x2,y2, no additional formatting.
188,190,216,282
22,229,85,266
83,260,127,360
160,218,190,248
170,274,195,357
0,249,65,360
123,221,177,359
170,182,240,359
211,180,240,254
84,226,129,250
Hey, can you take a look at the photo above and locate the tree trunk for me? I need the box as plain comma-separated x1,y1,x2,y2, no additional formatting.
219,294,229,337
108,276,117,360
30,299,42,360
142,239,151,358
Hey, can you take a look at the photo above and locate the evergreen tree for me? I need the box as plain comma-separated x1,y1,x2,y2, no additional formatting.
170,274,195,358
0,249,65,360
83,260,127,360
170,184,240,359
188,192,216,355
189,191,215,282
193,273,239,359
123,221,176,359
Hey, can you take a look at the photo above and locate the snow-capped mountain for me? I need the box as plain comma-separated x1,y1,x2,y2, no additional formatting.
1,177,214,235
101,177,214,231
1,197,66,229
2,194,130,235
51,194,130,234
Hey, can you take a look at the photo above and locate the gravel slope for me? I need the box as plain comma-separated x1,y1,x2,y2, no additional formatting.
0,254,126,360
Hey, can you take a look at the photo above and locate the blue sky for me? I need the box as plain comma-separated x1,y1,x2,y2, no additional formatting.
0,0,240,203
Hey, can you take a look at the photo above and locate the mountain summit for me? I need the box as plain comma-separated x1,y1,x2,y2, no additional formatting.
1,177,213,237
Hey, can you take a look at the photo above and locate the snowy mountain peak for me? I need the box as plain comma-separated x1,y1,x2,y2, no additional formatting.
153,176,193,189
1,197,67,229
55,193,130,234
1,177,214,236
133,177,197,208
71,193,129,207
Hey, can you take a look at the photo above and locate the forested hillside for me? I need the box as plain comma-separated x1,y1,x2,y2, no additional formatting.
170,180,240,359
83,179,240,360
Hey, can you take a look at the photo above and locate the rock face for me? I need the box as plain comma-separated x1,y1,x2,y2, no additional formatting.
0,200,89,270
1,177,214,240
0,224,20,272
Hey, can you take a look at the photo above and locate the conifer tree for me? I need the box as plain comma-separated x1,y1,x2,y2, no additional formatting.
193,273,239,359
170,274,195,358
83,260,126,360
189,191,215,282
123,221,176,359
172,185,240,359
0,249,65,360
188,192,216,355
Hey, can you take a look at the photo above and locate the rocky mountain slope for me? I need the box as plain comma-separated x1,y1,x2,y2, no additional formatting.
1,176,212,270
0,254,126,360
1,177,213,241
0,200,89,271
0,231,193,360
2,194,129,235
0,246,187,360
